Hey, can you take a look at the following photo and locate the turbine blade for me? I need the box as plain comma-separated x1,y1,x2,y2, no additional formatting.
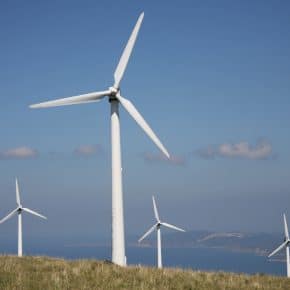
284,213,289,239
16,178,21,206
116,94,170,158
161,222,185,232
268,241,288,258
138,224,157,242
152,196,160,222
114,12,144,88
22,208,47,220
0,208,18,224
29,90,110,109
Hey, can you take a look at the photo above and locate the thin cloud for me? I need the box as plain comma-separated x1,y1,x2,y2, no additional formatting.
74,144,103,157
196,140,272,160
0,146,38,160
142,152,186,166
218,141,272,159
196,146,216,160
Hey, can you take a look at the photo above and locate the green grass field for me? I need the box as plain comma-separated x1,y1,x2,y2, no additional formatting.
0,256,289,290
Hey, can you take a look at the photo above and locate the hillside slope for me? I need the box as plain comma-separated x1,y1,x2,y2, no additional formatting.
0,256,289,290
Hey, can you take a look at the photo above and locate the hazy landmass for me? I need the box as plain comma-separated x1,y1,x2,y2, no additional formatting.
133,230,284,259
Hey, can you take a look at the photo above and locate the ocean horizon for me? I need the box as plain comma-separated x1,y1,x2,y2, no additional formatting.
0,242,284,277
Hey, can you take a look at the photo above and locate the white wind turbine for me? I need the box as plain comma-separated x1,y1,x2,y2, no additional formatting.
0,178,47,257
138,196,185,268
268,213,290,277
29,12,170,266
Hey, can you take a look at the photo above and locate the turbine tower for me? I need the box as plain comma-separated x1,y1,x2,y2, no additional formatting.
0,178,47,257
268,213,290,277
138,196,185,268
29,13,170,266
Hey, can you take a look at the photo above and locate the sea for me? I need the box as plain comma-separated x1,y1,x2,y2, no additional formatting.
1,242,284,277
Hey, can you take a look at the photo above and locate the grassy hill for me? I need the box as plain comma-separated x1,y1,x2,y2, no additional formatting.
0,256,290,290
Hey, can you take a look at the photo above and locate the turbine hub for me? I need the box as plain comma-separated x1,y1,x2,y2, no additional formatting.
108,87,120,102
109,86,119,96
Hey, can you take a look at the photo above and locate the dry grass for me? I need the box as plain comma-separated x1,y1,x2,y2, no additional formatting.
0,255,289,290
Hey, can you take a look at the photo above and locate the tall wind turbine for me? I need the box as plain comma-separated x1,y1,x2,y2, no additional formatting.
138,196,185,268
29,12,170,266
268,213,290,277
0,178,47,257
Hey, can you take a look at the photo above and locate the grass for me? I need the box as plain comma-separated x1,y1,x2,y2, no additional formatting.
0,256,290,290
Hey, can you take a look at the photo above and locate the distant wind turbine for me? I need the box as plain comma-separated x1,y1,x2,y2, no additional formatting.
268,213,290,277
138,196,185,268
0,178,47,257
29,12,170,266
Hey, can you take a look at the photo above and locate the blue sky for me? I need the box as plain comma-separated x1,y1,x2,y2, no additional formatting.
0,0,290,246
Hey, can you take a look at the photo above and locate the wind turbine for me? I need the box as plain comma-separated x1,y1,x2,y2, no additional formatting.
0,178,47,257
268,213,290,277
29,12,170,266
138,196,185,268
